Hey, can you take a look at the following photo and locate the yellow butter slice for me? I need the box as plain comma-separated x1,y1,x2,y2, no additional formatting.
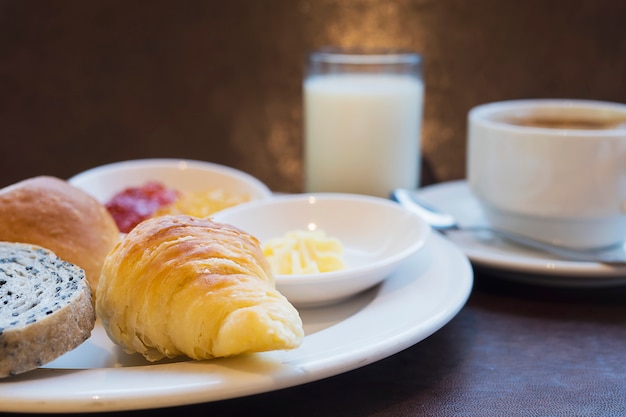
262,230,346,275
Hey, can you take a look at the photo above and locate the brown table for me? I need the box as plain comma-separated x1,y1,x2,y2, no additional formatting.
3,256,626,417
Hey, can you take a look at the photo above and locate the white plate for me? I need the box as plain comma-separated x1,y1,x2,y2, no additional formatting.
418,180,626,286
213,193,431,307
0,233,472,413
68,158,273,204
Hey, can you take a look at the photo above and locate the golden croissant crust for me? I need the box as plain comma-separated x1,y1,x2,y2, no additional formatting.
96,215,304,362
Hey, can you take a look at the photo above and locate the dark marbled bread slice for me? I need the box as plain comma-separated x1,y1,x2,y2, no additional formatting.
0,242,95,378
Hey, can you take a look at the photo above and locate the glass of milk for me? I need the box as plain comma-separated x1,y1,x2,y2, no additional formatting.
304,47,424,198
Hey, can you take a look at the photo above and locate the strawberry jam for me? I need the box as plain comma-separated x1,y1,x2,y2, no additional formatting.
105,181,180,233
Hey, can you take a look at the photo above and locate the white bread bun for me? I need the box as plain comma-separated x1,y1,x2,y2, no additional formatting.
0,176,120,289
0,242,95,378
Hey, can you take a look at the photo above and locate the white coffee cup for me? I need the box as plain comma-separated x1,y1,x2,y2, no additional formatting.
467,99,626,249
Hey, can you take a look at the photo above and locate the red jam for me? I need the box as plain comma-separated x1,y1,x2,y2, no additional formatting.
105,181,181,233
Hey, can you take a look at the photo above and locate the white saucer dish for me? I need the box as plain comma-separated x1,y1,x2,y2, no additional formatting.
0,233,472,413
213,193,431,306
417,180,626,287
68,158,273,204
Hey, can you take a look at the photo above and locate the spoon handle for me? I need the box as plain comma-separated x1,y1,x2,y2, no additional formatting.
449,225,626,265
390,188,457,229
391,188,626,265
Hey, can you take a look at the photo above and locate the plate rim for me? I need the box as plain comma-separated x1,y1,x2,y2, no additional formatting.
67,158,274,200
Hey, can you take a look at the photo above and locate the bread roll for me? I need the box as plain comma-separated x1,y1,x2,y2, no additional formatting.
0,242,95,378
96,215,304,362
0,176,120,289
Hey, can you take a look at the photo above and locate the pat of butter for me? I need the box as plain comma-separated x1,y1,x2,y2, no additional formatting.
262,230,346,275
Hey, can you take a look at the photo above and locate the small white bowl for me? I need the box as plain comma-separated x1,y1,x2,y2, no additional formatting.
68,158,272,204
212,193,431,307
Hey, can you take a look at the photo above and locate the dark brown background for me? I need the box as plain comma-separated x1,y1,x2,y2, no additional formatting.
2,0,626,192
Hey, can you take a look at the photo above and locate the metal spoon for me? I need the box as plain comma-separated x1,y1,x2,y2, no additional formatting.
391,188,626,265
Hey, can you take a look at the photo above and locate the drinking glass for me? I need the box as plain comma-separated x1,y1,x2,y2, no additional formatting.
303,46,424,197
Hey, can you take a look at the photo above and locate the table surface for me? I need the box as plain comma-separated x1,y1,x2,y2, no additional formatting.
3,253,625,417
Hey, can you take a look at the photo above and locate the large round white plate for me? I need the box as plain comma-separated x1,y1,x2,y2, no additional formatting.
0,233,472,414
418,180,626,286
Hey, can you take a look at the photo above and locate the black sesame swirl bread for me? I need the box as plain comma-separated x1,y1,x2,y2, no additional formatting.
0,242,95,378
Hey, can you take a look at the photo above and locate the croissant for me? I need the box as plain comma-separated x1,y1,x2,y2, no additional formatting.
96,215,304,362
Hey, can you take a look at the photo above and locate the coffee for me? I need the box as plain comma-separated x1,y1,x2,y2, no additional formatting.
496,116,626,130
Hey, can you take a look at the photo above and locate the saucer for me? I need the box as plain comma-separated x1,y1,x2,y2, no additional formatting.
417,180,626,287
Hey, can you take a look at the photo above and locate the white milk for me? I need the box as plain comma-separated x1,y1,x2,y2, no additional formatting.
304,74,424,197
